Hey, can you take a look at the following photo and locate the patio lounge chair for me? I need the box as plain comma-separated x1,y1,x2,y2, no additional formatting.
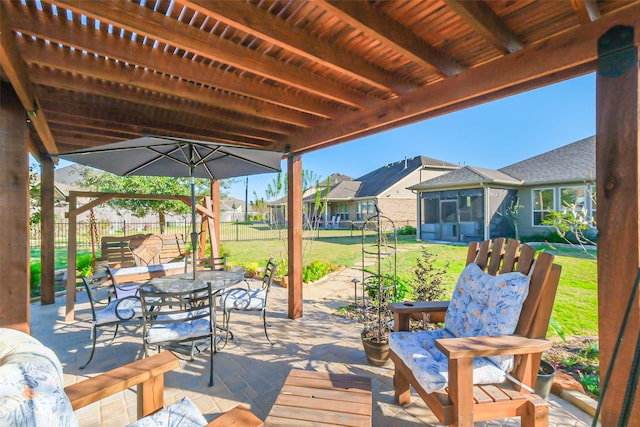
389,238,562,427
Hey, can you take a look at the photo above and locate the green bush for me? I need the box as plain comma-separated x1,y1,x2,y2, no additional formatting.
411,246,448,302
302,260,331,283
30,262,41,295
397,225,417,235
77,254,94,278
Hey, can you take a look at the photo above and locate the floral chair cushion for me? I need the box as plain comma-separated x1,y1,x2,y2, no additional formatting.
0,328,79,427
145,310,212,344
388,262,530,393
127,397,207,427
444,263,530,338
389,329,509,393
221,288,266,311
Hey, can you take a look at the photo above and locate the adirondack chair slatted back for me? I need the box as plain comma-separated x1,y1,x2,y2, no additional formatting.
468,239,562,387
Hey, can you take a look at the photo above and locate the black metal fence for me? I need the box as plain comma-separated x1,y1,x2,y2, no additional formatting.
30,219,414,249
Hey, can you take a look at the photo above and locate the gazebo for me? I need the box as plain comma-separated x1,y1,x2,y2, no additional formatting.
1,1,638,423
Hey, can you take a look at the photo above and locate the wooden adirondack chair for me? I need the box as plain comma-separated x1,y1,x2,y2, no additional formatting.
389,238,562,427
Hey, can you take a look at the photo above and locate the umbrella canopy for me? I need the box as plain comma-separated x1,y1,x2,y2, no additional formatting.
57,136,282,180
57,136,282,278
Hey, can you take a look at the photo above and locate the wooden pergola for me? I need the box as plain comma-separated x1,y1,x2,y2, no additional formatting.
63,190,220,321
0,1,638,423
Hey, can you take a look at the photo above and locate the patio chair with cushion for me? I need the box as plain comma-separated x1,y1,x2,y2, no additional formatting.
389,238,562,427
139,281,216,387
80,268,142,369
220,257,277,345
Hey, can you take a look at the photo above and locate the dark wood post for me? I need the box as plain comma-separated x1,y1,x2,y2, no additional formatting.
40,155,55,305
596,24,640,425
0,83,30,332
287,153,303,319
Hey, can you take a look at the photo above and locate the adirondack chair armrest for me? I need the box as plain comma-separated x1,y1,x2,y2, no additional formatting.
389,301,450,331
65,351,180,418
435,335,552,359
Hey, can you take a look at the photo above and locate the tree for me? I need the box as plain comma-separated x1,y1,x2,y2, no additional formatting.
81,168,230,233
542,199,597,256
261,170,330,277
29,166,41,228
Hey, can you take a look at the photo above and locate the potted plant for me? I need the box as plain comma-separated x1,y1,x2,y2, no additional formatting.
359,275,394,365
357,206,397,366
273,256,288,288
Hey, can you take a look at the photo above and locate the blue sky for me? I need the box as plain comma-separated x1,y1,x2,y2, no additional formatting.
230,73,596,201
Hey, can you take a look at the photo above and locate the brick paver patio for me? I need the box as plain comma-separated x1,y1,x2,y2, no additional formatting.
30,268,596,426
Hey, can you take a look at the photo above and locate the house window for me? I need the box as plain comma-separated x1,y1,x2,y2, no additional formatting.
560,186,586,211
356,200,375,220
335,203,349,220
532,188,554,226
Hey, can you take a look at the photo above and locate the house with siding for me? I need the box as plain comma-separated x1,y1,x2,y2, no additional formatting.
304,156,459,228
410,136,596,242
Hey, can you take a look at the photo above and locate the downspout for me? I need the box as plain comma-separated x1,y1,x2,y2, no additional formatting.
411,188,421,241
482,183,489,240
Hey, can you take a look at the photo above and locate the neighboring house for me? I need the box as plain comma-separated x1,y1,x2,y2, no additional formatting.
303,156,459,228
410,136,596,242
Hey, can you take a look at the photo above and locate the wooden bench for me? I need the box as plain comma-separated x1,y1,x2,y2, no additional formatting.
98,234,187,282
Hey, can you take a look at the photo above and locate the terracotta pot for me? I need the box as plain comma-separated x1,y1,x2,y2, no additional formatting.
361,331,390,366
279,276,288,288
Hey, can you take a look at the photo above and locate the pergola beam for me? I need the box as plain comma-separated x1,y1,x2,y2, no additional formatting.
286,4,640,153
19,42,321,129
180,0,416,96
52,0,371,109
0,2,57,155
444,0,523,54
319,0,463,77
7,5,339,119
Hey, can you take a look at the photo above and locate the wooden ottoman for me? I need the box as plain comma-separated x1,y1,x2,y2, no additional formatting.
265,369,372,426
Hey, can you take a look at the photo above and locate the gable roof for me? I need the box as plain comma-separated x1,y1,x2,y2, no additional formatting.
412,136,595,191
499,136,595,184
354,155,458,197
410,166,522,190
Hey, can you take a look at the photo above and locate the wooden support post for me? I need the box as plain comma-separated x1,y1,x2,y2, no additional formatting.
40,155,55,305
65,193,78,321
0,83,30,333
287,153,303,319
596,24,640,425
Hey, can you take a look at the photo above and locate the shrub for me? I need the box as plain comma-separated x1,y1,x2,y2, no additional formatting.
302,260,331,283
412,246,448,302
30,262,41,295
77,254,94,277
397,225,417,235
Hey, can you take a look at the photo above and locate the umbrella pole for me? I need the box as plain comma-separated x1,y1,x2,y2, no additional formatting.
191,172,198,281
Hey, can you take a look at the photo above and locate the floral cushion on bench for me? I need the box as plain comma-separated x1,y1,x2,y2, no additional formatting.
0,328,79,427
389,262,530,393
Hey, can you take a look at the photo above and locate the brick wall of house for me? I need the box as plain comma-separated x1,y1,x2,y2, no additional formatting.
376,198,416,227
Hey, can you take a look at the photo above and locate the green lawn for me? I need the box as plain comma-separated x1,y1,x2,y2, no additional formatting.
223,237,597,337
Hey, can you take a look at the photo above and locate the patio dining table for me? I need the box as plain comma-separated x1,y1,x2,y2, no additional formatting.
142,270,245,294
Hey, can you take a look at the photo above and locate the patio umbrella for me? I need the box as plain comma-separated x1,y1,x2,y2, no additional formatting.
57,136,282,278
